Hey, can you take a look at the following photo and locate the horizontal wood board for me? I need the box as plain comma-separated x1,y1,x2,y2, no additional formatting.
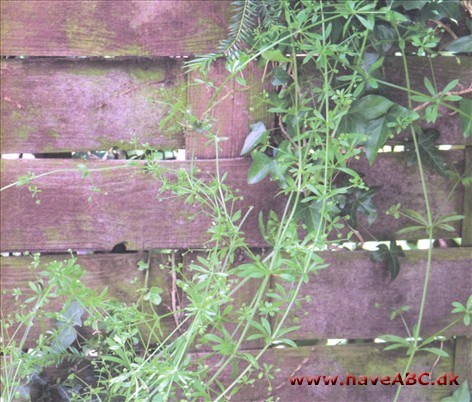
1,57,469,154
208,343,457,402
0,253,178,349
1,59,186,153
2,249,470,347
0,1,232,57
22,342,458,401
0,152,464,252
273,248,472,339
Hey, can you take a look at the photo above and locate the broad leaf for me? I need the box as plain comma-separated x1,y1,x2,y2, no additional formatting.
418,1,461,22
247,152,274,184
459,99,472,137
341,187,380,228
444,35,472,54
406,129,448,175
340,95,410,163
370,241,405,280
271,66,291,86
241,122,268,155
295,199,323,233
389,0,427,10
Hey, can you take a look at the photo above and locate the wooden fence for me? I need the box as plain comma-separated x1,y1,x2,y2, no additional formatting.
1,2,471,401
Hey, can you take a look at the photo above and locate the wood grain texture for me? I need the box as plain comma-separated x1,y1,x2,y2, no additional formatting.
273,248,472,339
1,59,186,153
187,60,273,159
0,1,231,57
454,337,472,388
346,151,464,241
0,151,464,252
0,158,282,251
0,253,177,349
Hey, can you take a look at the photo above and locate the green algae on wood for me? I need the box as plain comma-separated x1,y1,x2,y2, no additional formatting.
1,59,186,153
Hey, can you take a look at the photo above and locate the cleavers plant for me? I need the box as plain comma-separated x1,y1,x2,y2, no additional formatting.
1,1,472,401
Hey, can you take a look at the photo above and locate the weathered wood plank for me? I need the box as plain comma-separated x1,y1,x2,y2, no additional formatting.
348,150,464,241
1,59,186,153
0,253,177,349
0,152,464,252
0,1,231,57
187,60,273,159
454,337,472,388
273,248,472,339
0,158,281,251
195,343,455,401
16,342,456,401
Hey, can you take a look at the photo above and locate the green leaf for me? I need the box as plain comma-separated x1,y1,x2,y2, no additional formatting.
459,99,472,137
441,380,470,402
370,241,405,281
389,0,427,11
444,35,472,54
406,129,448,175
418,1,461,22
342,187,380,228
422,347,449,358
241,122,268,156
271,67,291,86
340,95,410,163
356,14,374,30
247,152,274,184
261,49,290,62
294,199,323,233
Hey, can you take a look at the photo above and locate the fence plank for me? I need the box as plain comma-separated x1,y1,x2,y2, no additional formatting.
273,248,472,340
0,158,280,251
0,152,464,252
454,337,472,389
0,1,231,57
186,60,272,159
197,343,455,401
12,341,457,400
0,253,177,349
1,59,185,154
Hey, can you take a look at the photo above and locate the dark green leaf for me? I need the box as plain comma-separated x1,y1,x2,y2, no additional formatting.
294,199,323,233
370,241,405,280
459,99,472,137
241,122,268,155
372,24,396,53
271,66,291,86
444,35,472,54
405,129,448,175
340,95,410,164
341,187,380,228
389,0,427,10
418,1,461,22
